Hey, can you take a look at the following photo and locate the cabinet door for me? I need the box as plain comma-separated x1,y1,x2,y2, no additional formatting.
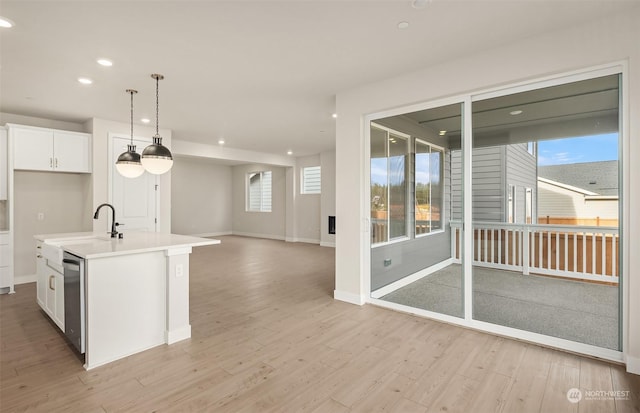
53,131,91,173
36,251,47,309
0,128,7,200
46,273,56,318
13,127,54,171
54,272,65,331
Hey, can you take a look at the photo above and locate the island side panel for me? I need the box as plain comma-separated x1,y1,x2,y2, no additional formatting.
85,251,166,370
165,247,192,344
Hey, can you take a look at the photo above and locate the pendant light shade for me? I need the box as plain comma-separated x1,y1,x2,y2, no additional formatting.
141,73,173,174
116,89,145,178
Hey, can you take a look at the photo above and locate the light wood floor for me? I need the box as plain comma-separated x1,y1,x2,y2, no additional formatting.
1,235,638,412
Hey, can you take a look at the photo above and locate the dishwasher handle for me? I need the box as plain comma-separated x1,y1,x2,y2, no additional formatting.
62,259,81,272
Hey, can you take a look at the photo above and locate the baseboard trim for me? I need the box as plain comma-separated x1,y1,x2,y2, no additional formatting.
371,258,454,299
333,290,365,305
189,231,232,238
320,241,336,248
626,355,640,375
166,325,192,345
232,231,285,241
287,237,320,245
15,274,36,285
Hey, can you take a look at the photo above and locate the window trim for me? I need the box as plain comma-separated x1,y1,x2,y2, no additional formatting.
301,165,321,195
414,138,446,239
246,170,272,212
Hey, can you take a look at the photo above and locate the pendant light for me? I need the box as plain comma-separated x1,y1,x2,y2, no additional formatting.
141,73,173,174
115,89,145,178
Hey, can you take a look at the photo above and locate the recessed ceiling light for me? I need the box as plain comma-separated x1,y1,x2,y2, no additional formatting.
397,21,410,29
510,110,523,115
77,77,93,85
218,139,225,145
140,118,150,124
439,130,447,136
412,0,430,9
0,17,14,28
332,113,338,119
97,58,113,67
287,150,293,155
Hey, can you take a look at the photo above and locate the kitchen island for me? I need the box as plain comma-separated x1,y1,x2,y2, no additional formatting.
34,231,220,370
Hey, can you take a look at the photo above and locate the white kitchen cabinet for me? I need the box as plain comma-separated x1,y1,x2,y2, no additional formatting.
0,127,7,200
11,125,91,173
0,233,12,290
36,240,64,331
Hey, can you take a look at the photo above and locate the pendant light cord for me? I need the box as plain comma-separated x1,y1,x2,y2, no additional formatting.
130,90,134,144
155,75,160,136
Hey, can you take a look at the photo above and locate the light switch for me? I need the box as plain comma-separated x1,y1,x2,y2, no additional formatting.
37,212,45,221
175,264,184,277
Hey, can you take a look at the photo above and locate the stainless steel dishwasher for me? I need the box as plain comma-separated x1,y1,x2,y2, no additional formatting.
62,252,85,354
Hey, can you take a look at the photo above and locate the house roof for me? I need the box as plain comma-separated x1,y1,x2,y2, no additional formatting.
538,161,618,196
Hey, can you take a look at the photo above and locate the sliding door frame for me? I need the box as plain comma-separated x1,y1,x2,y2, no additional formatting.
364,61,628,364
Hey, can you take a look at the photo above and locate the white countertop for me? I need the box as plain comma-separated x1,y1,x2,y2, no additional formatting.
35,231,220,260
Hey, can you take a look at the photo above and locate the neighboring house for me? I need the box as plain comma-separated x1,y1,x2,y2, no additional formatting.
538,161,619,225
451,142,538,224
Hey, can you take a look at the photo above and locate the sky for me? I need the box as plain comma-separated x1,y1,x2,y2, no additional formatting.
537,133,618,166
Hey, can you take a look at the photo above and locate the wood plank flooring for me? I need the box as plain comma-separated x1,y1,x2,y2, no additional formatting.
1,235,638,412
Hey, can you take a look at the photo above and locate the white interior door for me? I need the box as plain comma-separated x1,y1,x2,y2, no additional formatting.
111,136,158,232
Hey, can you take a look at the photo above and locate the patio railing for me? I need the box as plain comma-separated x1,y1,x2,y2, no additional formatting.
450,221,619,284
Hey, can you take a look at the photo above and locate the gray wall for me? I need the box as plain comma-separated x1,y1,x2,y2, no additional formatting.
295,155,321,243
232,163,286,240
171,156,232,236
14,171,92,276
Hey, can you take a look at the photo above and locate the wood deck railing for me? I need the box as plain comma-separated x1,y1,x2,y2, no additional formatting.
450,221,619,284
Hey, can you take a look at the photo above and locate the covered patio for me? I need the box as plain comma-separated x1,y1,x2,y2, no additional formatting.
381,264,619,350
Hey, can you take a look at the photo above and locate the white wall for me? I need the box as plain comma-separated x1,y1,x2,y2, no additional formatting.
88,118,172,234
171,156,232,236
335,8,640,371
1,112,87,133
232,163,286,240
295,155,321,243
320,150,336,247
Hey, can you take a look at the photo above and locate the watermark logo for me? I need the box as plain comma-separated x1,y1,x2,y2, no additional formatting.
567,388,631,403
567,388,582,403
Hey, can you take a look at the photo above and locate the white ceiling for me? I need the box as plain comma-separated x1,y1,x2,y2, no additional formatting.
1,1,637,158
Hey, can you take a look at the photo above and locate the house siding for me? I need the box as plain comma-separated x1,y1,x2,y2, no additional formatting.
505,143,538,224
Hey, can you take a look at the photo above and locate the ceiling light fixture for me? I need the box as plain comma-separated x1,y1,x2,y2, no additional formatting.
116,89,145,178
141,73,173,174
412,0,431,9
78,77,93,85
287,150,293,155
140,118,150,124
510,110,523,115
332,113,338,119
0,17,14,28
439,130,447,136
97,58,113,67
397,21,409,29
218,139,225,145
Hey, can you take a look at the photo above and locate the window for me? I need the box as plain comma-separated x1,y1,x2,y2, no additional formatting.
370,123,409,244
247,171,272,212
415,139,444,236
527,141,536,156
301,166,321,194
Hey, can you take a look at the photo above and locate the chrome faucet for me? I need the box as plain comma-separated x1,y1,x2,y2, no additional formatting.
93,203,121,238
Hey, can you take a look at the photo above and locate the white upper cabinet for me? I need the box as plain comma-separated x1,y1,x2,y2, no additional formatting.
11,125,92,173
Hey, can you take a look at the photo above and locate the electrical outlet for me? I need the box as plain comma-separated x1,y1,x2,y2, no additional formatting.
175,264,184,277
384,259,392,267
